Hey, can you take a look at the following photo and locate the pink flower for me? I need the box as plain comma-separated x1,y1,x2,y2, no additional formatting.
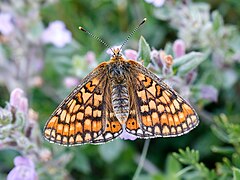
85,51,97,68
151,49,163,68
124,49,138,60
85,51,97,64
41,21,72,48
18,98,28,115
10,88,28,114
119,128,137,141
200,85,218,102
63,77,79,88
173,39,186,58
7,156,38,180
0,142,3,149
0,13,14,35
145,0,165,7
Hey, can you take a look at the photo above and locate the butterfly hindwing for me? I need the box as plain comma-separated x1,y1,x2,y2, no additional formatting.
92,83,123,144
126,60,199,138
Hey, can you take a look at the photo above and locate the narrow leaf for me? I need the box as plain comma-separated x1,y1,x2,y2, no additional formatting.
173,52,202,67
166,155,181,174
137,36,151,67
233,167,240,180
175,52,206,76
212,11,223,31
211,146,235,155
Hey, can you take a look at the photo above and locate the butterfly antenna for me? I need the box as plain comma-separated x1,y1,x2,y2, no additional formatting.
120,18,147,51
79,26,114,54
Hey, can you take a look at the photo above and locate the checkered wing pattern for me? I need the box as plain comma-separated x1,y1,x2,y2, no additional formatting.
125,60,199,138
43,62,122,146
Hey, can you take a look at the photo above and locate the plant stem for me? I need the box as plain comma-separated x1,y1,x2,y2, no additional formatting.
132,139,150,180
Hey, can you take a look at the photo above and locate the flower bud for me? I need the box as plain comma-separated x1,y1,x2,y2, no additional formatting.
173,39,186,58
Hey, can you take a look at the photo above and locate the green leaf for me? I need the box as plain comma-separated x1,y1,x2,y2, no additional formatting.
233,167,240,180
166,155,181,175
174,52,206,76
212,11,223,31
165,155,181,180
215,161,232,179
211,115,230,143
227,124,240,143
232,153,240,168
137,36,151,67
173,147,199,165
164,42,173,55
195,163,216,179
152,174,165,180
173,52,202,67
211,146,235,155
98,139,124,163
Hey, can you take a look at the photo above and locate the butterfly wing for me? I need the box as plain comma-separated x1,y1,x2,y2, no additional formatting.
91,83,123,144
126,60,199,138
43,62,122,146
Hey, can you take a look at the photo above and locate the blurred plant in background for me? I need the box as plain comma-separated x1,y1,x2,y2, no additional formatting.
0,0,240,179
0,88,73,179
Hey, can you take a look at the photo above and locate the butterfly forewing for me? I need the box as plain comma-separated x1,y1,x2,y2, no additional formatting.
125,60,199,137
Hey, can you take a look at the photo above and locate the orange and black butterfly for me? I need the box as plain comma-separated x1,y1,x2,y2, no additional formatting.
43,18,199,146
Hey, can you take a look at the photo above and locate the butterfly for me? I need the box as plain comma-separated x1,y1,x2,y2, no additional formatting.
43,18,199,146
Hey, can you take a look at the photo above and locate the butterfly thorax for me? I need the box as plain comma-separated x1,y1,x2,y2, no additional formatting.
109,61,130,124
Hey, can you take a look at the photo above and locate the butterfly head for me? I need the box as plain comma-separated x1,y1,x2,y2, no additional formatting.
111,48,123,61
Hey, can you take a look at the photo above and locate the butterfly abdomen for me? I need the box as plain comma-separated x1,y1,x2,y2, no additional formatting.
111,82,130,124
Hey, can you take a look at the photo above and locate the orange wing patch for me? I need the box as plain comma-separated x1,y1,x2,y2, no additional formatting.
126,110,140,133
92,104,123,144
44,77,105,145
